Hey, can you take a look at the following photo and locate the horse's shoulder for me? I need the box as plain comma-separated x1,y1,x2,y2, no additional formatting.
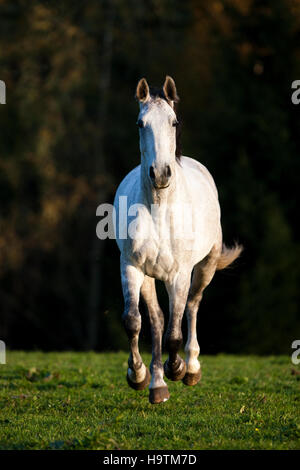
180,156,218,198
115,165,141,196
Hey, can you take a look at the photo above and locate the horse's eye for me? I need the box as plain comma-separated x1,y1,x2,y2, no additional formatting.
172,119,179,127
137,119,144,128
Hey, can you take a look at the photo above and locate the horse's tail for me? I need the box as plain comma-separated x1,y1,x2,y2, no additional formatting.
216,243,243,270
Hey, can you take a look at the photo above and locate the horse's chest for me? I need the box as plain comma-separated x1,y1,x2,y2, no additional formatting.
131,233,179,282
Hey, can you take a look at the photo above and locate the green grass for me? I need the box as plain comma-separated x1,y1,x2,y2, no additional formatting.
0,352,299,450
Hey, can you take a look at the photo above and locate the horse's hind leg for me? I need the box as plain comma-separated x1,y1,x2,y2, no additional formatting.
121,260,150,390
182,245,220,386
141,276,169,404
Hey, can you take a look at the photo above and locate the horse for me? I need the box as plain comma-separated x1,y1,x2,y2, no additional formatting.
113,76,242,404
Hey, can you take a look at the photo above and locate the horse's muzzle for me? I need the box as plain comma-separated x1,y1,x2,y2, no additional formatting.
149,165,172,189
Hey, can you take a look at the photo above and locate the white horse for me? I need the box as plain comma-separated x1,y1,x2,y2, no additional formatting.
114,76,242,404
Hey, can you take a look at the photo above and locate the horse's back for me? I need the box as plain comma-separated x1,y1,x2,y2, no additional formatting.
177,156,221,259
180,156,219,200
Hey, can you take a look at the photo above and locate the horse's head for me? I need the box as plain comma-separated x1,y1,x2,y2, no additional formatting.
136,76,180,190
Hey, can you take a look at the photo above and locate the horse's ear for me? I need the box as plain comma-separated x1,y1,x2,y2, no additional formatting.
163,76,179,103
136,78,150,103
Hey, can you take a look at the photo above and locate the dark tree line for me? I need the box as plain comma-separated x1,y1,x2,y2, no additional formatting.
0,0,299,353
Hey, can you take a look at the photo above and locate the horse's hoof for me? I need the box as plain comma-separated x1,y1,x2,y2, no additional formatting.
164,357,186,381
126,367,151,391
149,386,170,404
182,368,202,386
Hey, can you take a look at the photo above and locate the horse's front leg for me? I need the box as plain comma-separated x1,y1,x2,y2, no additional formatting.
141,276,169,404
121,260,150,390
164,273,191,381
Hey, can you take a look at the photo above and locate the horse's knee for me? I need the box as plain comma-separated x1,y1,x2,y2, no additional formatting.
122,307,141,337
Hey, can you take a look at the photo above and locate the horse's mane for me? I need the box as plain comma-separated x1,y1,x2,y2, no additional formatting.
149,86,182,163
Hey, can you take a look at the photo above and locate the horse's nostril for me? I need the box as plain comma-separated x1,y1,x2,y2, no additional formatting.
149,166,155,180
166,165,171,178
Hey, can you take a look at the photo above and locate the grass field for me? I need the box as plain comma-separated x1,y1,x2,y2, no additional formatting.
0,351,299,450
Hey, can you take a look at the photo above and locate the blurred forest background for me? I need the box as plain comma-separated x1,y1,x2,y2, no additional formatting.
0,0,299,354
